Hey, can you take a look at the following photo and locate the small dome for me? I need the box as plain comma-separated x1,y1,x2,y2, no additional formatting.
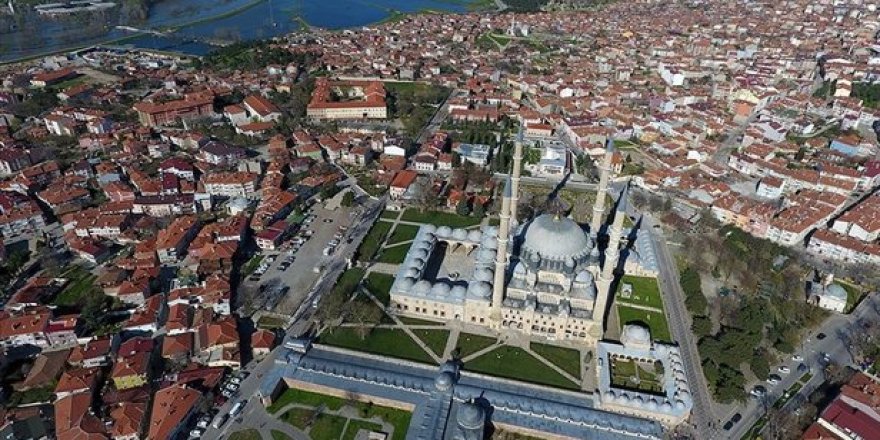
474,268,494,282
396,277,415,290
452,228,468,240
450,285,467,298
675,400,686,410
456,402,484,430
477,249,496,263
619,394,631,403
436,226,453,237
662,401,673,411
482,236,498,249
409,257,425,267
513,262,527,275
404,268,420,278
647,399,659,410
431,283,451,296
468,282,491,298
435,372,454,391
423,224,437,233
467,230,482,242
575,270,593,283
412,248,429,260
414,280,432,295
483,226,498,236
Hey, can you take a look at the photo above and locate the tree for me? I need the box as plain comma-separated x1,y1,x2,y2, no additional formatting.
472,202,486,218
341,191,355,207
456,198,470,216
749,351,771,380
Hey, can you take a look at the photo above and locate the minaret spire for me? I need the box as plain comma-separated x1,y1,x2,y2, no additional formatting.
593,181,629,328
490,177,513,324
590,138,615,238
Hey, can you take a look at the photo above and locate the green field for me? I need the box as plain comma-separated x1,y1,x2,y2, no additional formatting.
53,266,100,307
616,275,664,310
839,281,864,313
319,327,434,364
271,430,293,440
342,420,384,440
310,414,348,439
609,357,664,394
455,333,497,358
380,210,400,219
241,255,264,276
465,346,579,390
364,273,395,305
377,243,412,264
228,430,262,440
270,388,411,440
358,221,393,262
398,316,444,326
617,305,672,343
400,209,482,228
530,343,581,378
329,268,365,302
386,224,421,244
412,329,450,357
256,315,287,329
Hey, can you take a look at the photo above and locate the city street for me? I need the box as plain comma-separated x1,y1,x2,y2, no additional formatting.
725,293,880,440
642,213,717,439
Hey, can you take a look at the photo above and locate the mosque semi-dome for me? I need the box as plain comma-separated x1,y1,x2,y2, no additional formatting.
520,213,593,263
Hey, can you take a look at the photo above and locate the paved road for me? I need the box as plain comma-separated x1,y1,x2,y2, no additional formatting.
415,88,460,146
642,213,717,439
725,293,880,440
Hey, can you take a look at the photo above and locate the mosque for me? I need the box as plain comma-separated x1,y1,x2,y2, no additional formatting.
389,137,630,346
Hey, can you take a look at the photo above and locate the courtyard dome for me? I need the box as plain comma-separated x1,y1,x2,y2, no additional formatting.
520,214,592,262
824,283,848,301
621,324,652,348
452,228,468,240
436,226,453,237
467,230,483,242
457,402,485,430
435,372,454,391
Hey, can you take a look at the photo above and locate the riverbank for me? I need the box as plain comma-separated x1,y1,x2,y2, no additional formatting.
0,0,493,65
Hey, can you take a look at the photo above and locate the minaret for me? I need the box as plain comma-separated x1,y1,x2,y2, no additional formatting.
509,127,524,224
490,177,512,324
593,182,629,327
590,138,615,238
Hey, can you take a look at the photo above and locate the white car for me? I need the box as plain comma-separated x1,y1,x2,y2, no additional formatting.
778,365,791,374
189,428,203,438
791,354,803,362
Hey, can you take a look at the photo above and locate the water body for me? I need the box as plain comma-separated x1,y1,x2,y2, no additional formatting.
0,0,478,62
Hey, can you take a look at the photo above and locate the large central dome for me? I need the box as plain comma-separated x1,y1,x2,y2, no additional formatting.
519,213,593,262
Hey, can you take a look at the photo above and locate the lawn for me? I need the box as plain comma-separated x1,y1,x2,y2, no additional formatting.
342,420,384,440
280,407,314,428
329,268,366,302
616,275,664,310
617,305,672,343
319,327,434,364
376,242,412,264
228,430,262,440
411,329,450,357
271,430,293,440
839,281,864,313
364,273,395,305
455,333,497,358
269,388,346,414
53,266,99,307
465,346,580,390
400,209,482,228
380,210,400,219
530,342,581,378
398,316,444,326
241,255,264,276
609,357,664,395
257,315,288,329
309,414,347,440
358,221,393,262
386,224,421,245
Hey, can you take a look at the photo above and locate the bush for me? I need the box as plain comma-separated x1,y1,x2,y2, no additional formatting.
692,316,712,338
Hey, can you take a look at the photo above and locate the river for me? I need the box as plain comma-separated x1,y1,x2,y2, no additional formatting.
0,0,480,62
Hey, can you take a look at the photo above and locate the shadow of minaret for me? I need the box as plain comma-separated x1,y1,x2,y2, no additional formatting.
545,171,571,206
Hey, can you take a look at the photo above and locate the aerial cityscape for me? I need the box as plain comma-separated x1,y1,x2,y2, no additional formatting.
0,0,879,439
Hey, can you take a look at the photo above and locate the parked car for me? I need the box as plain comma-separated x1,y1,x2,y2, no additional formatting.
212,414,229,429
189,428,203,438
791,354,803,362
797,363,808,373
767,374,782,385
778,365,791,374
816,332,827,340
751,385,767,397
731,413,742,423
